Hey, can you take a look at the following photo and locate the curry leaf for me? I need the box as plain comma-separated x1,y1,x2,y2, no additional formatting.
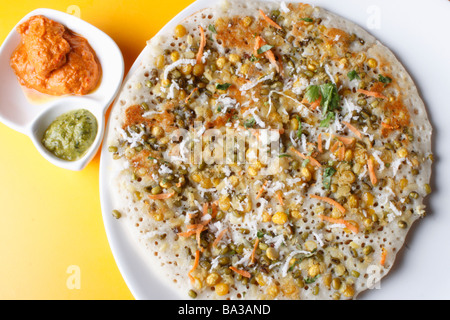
257,44,274,55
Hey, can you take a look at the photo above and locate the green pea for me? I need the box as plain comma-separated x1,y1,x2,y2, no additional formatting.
198,161,206,171
112,210,121,219
312,286,319,295
151,186,162,195
409,191,419,199
351,270,360,278
363,245,373,255
357,99,367,107
398,220,407,229
218,256,230,266
159,179,172,188
108,145,118,153
188,289,197,298
304,70,314,78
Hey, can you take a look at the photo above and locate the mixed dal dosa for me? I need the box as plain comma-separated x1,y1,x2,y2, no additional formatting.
105,0,433,300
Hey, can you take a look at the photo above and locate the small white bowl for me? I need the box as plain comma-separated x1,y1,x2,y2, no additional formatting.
0,8,124,171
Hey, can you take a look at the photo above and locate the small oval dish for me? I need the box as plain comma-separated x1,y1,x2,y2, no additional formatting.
0,8,124,171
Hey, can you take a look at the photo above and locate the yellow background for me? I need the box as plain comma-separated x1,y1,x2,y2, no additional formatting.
0,0,194,299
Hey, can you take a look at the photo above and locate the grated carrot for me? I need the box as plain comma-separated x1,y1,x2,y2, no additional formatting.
196,225,204,249
317,133,323,153
318,214,359,234
187,224,202,230
289,147,322,167
367,158,378,186
259,9,282,29
148,191,176,200
256,180,268,199
265,49,280,73
202,202,209,216
254,35,263,56
251,238,259,265
188,250,200,283
338,144,345,161
310,194,346,214
310,97,321,110
357,89,388,100
196,26,206,64
276,190,284,206
177,230,197,237
381,122,396,129
332,134,355,146
330,140,340,153
301,97,321,109
254,36,280,73
380,247,387,266
185,87,198,103
342,121,362,139
274,51,285,77
187,212,196,219
210,202,218,219
229,266,252,278
212,228,228,247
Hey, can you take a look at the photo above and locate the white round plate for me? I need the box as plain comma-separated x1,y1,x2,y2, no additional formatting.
99,0,450,300
0,8,124,171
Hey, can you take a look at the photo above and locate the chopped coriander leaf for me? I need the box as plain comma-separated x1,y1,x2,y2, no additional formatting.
319,111,335,128
208,24,217,34
304,275,320,284
305,85,320,103
288,250,317,271
302,151,313,167
257,230,265,239
302,158,310,167
300,17,314,22
278,154,291,158
305,83,340,114
244,118,256,128
249,54,259,62
378,74,392,84
347,70,360,81
322,166,337,190
257,44,274,55
216,83,232,90
296,115,303,139
319,83,340,114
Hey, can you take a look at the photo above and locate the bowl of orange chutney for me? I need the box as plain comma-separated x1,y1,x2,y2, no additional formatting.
0,8,124,171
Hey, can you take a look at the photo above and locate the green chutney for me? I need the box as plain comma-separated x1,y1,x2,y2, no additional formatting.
42,109,98,161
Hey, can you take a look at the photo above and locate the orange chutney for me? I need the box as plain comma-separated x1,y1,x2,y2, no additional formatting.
10,15,101,96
